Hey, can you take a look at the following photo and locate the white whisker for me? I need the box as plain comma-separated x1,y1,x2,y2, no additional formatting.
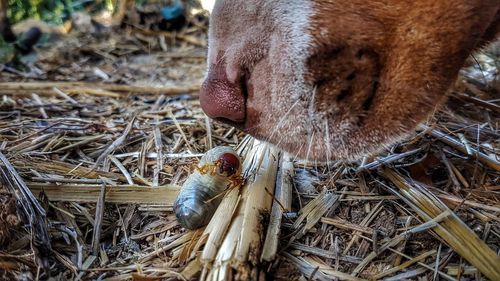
305,131,315,163
324,118,332,173
268,99,301,141
292,142,305,162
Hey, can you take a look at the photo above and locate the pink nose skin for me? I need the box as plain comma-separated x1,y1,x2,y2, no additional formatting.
199,63,246,123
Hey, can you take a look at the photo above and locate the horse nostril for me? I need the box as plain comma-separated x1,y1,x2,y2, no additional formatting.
200,81,246,123
199,65,246,124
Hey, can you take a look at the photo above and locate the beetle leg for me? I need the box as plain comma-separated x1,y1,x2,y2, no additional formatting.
195,164,211,175
228,175,244,189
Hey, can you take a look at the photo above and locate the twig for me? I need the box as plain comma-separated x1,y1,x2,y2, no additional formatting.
91,185,106,254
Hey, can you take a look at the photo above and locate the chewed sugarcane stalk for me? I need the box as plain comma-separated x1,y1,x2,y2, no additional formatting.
174,146,243,230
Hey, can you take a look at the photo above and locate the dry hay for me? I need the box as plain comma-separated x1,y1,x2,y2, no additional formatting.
0,19,499,281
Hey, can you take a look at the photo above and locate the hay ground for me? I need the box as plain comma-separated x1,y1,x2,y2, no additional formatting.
0,18,499,281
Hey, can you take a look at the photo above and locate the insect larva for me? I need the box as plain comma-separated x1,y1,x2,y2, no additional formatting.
174,146,242,230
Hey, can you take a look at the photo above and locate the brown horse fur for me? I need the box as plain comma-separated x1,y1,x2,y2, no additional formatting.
200,0,499,161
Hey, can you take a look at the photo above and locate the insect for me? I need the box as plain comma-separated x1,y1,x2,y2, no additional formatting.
174,146,243,230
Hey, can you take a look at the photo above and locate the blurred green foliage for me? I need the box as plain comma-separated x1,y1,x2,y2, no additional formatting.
7,0,117,25
0,35,16,63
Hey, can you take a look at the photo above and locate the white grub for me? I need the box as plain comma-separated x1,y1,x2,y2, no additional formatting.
174,146,242,230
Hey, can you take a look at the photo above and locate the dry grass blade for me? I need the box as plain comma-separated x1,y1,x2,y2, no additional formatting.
435,193,500,213
91,185,106,254
371,250,436,280
0,152,51,271
352,213,449,276
261,153,294,262
381,167,500,281
290,243,361,264
0,82,200,96
357,147,424,172
319,217,373,235
292,189,339,236
153,125,164,186
419,124,500,171
140,231,195,263
93,116,136,170
342,200,384,255
284,252,367,281
282,252,332,281
28,183,179,204
108,155,134,185
14,158,128,182
452,91,500,113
